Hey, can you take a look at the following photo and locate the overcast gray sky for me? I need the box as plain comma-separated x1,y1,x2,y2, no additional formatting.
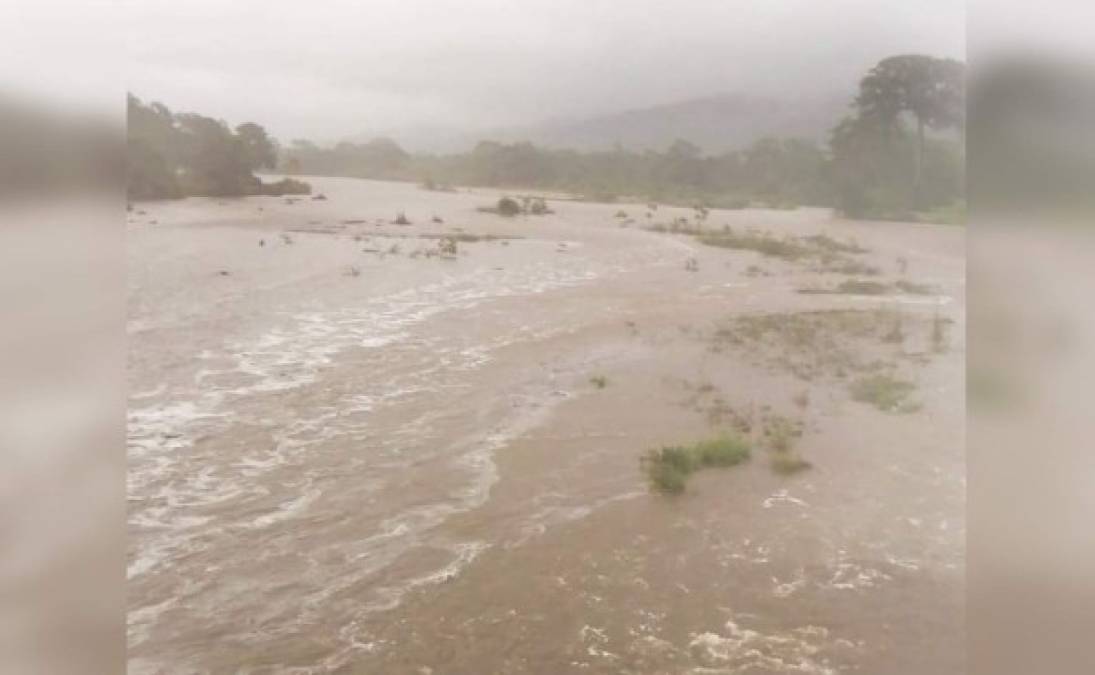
118,0,965,143
11,1,966,143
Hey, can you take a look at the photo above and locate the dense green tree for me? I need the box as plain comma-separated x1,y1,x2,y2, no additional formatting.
127,95,182,199
854,55,965,204
127,94,307,199
235,122,278,171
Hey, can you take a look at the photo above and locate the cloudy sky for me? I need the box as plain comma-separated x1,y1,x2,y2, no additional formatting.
8,1,965,144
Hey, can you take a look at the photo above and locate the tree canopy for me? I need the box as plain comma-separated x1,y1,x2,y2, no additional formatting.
831,55,966,217
127,94,305,200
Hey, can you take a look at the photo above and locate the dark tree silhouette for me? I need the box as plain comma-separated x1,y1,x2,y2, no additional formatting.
235,122,278,171
854,55,965,204
127,94,308,199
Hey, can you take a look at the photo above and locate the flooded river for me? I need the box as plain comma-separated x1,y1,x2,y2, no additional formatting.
128,177,964,673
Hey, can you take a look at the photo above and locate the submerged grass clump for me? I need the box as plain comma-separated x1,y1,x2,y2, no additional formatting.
894,279,935,295
760,414,812,476
849,373,918,413
771,453,813,475
835,279,890,295
642,435,751,494
684,228,873,272
823,259,881,276
801,233,868,254
693,436,752,467
590,375,608,389
696,230,810,260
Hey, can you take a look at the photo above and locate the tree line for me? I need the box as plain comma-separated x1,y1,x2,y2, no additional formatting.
127,54,964,220
127,94,309,200
283,54,965,220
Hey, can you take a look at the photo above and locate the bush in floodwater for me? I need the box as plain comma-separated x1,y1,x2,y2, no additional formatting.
693,436,751,467
438,237,459,257
771,452,812,475
590,375,608,389
497,196,521,217
642,435,751,494
695,230,810,261
645,454,690,494
528,197,551,215
849,373,918,412
258,177,312,196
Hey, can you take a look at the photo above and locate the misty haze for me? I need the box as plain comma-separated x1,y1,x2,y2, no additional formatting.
124,2,966,673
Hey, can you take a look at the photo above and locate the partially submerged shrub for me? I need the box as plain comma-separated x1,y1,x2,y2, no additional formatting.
894,279,935,295
823,259,880,276
641,435,751,494
590,375,608,389
771,453,812,475
692,436,751,467
438,237,458,257
643,451,690,494
497,197,521,216
258,177,311,196
849,373,918,412
801,234,868,254
696,230,811,260
393,211,411,225
763,416,802,453
527,197,551,215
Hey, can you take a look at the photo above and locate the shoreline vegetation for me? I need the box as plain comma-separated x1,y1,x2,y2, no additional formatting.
126,55,963,222
642,435,752,494
127,94,311,201
273,55,965,223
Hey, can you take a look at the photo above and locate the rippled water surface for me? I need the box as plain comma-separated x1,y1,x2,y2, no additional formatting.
128,178,965,673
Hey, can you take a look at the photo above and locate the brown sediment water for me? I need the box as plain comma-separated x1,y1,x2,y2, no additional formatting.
128,177,965,673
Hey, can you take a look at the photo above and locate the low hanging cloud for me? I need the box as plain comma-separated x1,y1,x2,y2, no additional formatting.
117,0,965,144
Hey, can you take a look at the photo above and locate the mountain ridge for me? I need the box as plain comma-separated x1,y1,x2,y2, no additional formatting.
363,91,853,154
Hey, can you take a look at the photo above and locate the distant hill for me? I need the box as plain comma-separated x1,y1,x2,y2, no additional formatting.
375,92,853,155
511,93,851,153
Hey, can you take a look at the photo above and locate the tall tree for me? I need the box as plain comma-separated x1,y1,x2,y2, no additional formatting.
235,122,278,171
854,55,965,205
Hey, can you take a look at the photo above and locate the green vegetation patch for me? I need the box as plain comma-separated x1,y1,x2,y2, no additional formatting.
696,230,812,260
686,228,874,276
797,278,938,296
641,435,751,494
712,310,910,382
801,234,868,254
849,373,919,413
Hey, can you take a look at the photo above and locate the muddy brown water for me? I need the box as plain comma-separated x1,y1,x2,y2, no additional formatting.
127,177,965,674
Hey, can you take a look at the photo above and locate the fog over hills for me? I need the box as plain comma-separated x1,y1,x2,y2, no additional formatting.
367,91,852,155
